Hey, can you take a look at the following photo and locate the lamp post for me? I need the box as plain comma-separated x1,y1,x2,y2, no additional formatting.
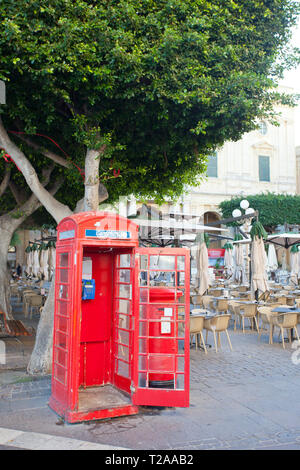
231,199,256,286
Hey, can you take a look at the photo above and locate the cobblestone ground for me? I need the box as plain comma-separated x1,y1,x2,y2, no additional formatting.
1,322,300,450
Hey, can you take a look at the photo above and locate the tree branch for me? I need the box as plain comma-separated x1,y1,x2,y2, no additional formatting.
8,180,25,205
6,166,63,228
0,118,72,223
11,133,71,169
0,165,11,197
84,145,106,211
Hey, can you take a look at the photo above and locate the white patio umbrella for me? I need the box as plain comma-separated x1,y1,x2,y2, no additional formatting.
251,235,269,297
25,248,33,276
196,241,210,296
48,243,56,280
233,242,247,284
223,243,234,278
267,232,300,248
32,246,40,277
290,246,299,287
267,243,278,273
39,246,49,281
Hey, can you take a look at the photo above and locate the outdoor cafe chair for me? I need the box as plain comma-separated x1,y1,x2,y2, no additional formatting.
10,285,20,299
202,295,213,310
215,298,229,314
189,314,207,354
208,289,223,297
27,294,44,319
228,301,240,330
272,312,300,349
257,307,277,344
23,291,38,318
204,314,233,353
237,285,248,292
274,295,287,305
190,295,203,307
229,291,240,298
237,303,259,333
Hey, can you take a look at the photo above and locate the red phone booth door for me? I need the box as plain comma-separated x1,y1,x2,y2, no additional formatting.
131,248,190,408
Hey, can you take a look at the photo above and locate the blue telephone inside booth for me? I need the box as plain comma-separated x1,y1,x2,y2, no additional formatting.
82,279,95,300
82,257,95,300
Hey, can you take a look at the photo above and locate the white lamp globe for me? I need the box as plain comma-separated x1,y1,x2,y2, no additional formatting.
232,209,242,218
240,199,249,210
245,207,255,215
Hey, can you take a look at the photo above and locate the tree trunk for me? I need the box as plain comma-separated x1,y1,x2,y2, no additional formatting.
27,278,55,374
0,230,12,318
83,148,102,211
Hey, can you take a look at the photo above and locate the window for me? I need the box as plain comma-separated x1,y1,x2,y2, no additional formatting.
259,155,270,182
206,152,218,177
259,121,268,135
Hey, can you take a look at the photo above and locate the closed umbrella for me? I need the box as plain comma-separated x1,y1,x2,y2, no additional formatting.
233,242,247,284
290,245,299,287
251,235,269,295
32,245,40,277
48,242,56,280
196,241,210,296
267,243,278,273
39,244,49,281
250,224,269,298
223,243,234,278
25,247,32,276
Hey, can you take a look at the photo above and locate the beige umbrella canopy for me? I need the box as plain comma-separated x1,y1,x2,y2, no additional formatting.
39,246,49,281
233,243,247,284
251,235,269,296
196,241,210,296
267,243,278,273
25,248,33,276
290,246,299,287
223,243,234,278
48,243,56,280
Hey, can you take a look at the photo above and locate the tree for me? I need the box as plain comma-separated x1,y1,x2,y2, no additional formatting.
0,0,299,373
219,193,300,231
0,155,62,318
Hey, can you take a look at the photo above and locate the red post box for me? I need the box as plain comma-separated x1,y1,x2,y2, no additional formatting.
49,211,190,423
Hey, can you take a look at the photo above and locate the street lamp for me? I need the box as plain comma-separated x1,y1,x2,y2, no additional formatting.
231,199,255,221
232,209,242,218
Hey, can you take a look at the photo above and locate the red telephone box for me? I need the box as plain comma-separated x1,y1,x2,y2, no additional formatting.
49,211,190,423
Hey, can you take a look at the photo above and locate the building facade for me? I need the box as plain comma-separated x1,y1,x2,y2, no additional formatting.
188,89,296,220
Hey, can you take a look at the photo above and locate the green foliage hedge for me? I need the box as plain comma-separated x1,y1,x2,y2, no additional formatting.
219,193,300,229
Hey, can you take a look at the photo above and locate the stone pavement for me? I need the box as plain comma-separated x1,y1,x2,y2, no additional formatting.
1,324,300,450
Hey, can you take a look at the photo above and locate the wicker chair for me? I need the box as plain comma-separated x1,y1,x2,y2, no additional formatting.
190,315,207,354
208,289,223,297
230,291,240,298
204,314,232,352
272,313,300,349
237,303,258,333
274,295,287,305
190,295,203,307
215,298,229,314
202,295,213,310
228,301,240,330
257,307,276,344
238,286,248,292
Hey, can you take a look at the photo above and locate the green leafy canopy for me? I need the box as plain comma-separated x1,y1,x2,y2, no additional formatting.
0,0,299,205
